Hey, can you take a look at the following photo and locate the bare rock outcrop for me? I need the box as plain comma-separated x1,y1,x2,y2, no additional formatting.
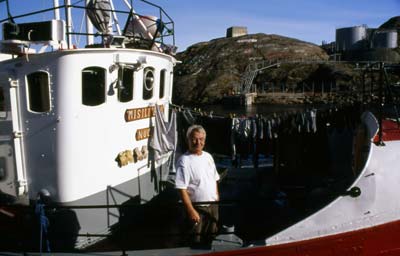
173,33,329,105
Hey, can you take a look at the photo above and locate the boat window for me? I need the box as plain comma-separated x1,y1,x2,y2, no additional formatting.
143,67,154,100
0,87,5,119
0,157,5,181
0,87,4,111
159,69,166,99
82,67,106,106
27,71,51,112
118,67,134,103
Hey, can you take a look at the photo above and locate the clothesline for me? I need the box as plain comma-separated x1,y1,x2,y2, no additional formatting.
173,102,362,167
170,102,360,122
169,102,313,121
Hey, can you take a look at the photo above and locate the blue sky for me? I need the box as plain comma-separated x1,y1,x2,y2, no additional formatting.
166,0,399,50
1,0,399,51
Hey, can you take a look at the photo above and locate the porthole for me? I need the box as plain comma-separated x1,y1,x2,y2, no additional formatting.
143,67,154,100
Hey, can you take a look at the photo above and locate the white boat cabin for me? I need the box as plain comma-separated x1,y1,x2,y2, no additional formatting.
0,48,176,202
0,0,177,237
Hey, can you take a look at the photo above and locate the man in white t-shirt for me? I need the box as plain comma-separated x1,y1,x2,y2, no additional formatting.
175,125,220,247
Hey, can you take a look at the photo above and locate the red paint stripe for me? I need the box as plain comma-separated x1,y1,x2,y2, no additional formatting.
374,120,400,142
200,219,400,256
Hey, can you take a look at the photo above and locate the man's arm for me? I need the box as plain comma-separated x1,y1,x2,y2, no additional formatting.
179,189,200,223
216,182,220,201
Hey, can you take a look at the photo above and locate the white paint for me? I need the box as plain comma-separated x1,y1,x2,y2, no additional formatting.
0,48,176,203
265,112,400,246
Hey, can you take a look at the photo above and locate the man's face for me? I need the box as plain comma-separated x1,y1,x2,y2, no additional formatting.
188,130,205,155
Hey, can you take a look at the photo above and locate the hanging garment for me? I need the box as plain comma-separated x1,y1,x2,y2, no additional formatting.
149,105,177,191
256,117,264,140
310,109,317,133
182,109,196,125
256,118,271,157
150,105,177,164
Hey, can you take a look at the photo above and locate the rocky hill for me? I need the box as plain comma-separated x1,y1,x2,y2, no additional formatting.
173,33,329,105
172,16,400,105
379,16,400,30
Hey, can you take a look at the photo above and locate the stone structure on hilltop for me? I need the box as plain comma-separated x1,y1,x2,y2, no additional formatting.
226,26,248,38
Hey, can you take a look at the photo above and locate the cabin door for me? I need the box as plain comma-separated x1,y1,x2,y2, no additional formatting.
0,75,24,198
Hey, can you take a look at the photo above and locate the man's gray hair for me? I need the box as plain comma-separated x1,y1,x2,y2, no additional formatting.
186,124,206,141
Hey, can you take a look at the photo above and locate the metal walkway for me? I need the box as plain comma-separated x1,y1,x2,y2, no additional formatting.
237,59,396,94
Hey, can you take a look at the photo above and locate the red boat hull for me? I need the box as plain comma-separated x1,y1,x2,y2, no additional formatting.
204,219,400,256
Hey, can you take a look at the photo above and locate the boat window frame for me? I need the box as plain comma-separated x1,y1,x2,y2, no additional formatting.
26,71,51,113
159,69,167,99
117,66,134,103
0,156,5,181
0,86,6,119
143,67,155,101
0,87,7,181
0,86,5,112
82,66,106,106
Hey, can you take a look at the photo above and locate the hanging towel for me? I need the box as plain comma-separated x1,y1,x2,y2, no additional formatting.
150,104,177,164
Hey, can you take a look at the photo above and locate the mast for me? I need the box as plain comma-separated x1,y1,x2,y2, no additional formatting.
64,0,73,48
53,0,60,20
86,0,94,45
109,0,121,35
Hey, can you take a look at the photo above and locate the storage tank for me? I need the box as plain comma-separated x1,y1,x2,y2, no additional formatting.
336,25,367,52
372,30,398,49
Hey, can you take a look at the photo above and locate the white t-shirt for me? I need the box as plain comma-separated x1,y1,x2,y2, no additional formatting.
175,151,220,203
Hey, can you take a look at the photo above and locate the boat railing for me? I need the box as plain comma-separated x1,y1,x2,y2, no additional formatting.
0,0,175,54
358,62,400,144
0,166,368,252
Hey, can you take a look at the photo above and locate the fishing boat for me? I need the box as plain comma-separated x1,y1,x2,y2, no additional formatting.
1,1,400,255
0,0,179,251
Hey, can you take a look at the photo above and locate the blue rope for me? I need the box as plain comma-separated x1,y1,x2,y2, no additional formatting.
35,201,51,253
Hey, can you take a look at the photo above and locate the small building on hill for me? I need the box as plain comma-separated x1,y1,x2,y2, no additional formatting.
227,26,248,38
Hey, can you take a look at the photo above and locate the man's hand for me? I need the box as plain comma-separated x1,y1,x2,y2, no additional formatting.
188,208,200,224
179,189,200,224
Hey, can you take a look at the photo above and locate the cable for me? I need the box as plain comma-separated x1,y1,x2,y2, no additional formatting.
35,200,51,253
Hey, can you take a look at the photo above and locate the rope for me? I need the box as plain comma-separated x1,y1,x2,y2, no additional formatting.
35,201,51,253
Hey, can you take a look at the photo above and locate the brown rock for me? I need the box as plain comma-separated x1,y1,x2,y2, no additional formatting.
173,33,329,105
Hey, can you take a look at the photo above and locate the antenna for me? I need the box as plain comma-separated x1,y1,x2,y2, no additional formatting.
65,0,73,48
1,0,15,23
